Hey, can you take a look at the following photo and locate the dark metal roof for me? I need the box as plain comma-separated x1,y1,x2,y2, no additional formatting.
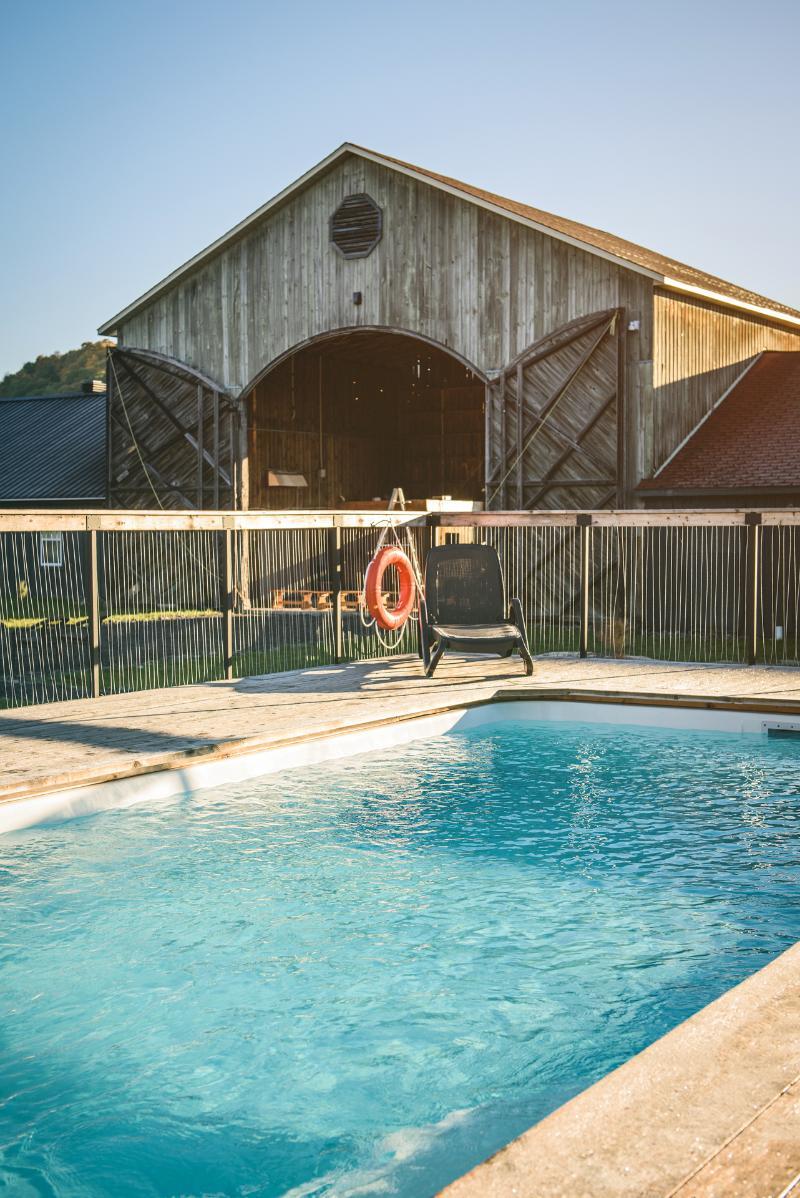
0,392,107,501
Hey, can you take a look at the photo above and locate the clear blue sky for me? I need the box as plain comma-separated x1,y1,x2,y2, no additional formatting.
2,0,798,378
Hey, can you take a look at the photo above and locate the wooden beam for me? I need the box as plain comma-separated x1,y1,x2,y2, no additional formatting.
490,315,615,507
615,308,627,507
107,410,197,509
498,376,507,509
213,391,220,509
483,381,493,503
520,317,614,443
526,478,618,489
3,508,800,534
196,384,204,509
516,363,524,508
116,354,231,486
526,392,617,508
507,310,617,374
228,406,236,511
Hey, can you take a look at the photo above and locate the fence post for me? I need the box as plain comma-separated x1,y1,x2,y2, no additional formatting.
87,529,101,698
327,525,343,663
577,514,592,658
223,527,234,680
745,512,762,665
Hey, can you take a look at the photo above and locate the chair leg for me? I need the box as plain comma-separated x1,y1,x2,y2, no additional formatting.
518,641,534,677
417,611,428,665
425,640,445,678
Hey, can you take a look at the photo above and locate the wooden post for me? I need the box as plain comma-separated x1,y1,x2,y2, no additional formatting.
328,526,343,663
196,385,204,509
615,308,627,508
498,375,507,509
87,529,101,698
745,512,762,665
516,362,524,508
483,381,493,509
578,513,592,658
213,391,220,510
228,405,236,510
223,528,234,680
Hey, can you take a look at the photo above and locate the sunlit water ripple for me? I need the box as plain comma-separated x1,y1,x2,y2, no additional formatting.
1,718,799,1196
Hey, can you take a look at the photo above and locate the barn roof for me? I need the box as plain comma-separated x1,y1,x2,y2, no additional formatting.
98,143,800,336
638,351,800,495
0,392,107,503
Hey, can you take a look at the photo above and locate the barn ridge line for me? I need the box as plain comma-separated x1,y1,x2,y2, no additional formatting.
98,142,800,337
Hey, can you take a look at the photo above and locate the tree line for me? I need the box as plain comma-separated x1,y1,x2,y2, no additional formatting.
0,340,114,398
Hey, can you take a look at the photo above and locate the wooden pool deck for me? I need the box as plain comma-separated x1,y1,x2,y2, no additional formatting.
4,653,800,802
3,652,800,1198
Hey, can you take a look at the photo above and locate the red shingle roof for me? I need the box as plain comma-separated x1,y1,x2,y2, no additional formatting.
639,352,800,493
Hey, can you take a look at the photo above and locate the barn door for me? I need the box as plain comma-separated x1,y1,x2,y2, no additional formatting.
485,309,625,510
107,348,238,510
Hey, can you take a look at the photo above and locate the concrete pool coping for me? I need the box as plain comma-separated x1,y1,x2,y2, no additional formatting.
4,683,800,833
3,654,800,1194
440,940,800,1198
5,654,800,810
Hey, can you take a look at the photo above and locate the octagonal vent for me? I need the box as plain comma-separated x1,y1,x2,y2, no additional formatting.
330,193,383,259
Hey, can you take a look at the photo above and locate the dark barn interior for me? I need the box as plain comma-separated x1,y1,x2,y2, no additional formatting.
246,330,485,509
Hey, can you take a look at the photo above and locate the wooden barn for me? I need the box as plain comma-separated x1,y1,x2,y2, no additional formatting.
99,143,800,512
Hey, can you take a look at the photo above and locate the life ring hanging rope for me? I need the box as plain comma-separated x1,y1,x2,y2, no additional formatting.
364,544,417,631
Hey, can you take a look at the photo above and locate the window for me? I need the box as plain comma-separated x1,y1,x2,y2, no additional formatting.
39,531,64,568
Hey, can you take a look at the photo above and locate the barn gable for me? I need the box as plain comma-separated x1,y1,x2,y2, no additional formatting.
103,149,652,391
99,145,800,512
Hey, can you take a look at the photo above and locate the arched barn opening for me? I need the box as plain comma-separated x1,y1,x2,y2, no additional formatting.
244,330,485,509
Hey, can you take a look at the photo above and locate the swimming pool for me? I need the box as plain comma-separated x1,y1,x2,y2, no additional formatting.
2,715,799,1197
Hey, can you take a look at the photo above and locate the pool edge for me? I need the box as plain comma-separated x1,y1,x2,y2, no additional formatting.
5,686,800,833
439,939,800,1198
5,684,800,1194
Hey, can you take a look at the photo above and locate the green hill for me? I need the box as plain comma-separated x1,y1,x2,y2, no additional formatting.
0,340,114,398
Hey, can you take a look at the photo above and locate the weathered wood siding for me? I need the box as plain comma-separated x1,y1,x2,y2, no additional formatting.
651,289,800,474
117,152,654,503
486,310,624,510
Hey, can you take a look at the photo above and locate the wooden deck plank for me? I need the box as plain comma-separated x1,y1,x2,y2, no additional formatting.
3,654,800,802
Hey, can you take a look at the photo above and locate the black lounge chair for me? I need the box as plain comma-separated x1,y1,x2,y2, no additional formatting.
419,544,534,679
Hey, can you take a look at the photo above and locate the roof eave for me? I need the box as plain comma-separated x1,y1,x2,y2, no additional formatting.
659,279,800,331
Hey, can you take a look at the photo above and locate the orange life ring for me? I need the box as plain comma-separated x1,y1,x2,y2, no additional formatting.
364,545,416,631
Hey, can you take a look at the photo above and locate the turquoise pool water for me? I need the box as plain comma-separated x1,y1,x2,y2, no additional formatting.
2,717,799,1197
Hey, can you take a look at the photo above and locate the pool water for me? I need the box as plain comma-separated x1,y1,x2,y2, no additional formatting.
2,718,800,1198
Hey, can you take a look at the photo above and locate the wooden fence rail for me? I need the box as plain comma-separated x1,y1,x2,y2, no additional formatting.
1,508,800,532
